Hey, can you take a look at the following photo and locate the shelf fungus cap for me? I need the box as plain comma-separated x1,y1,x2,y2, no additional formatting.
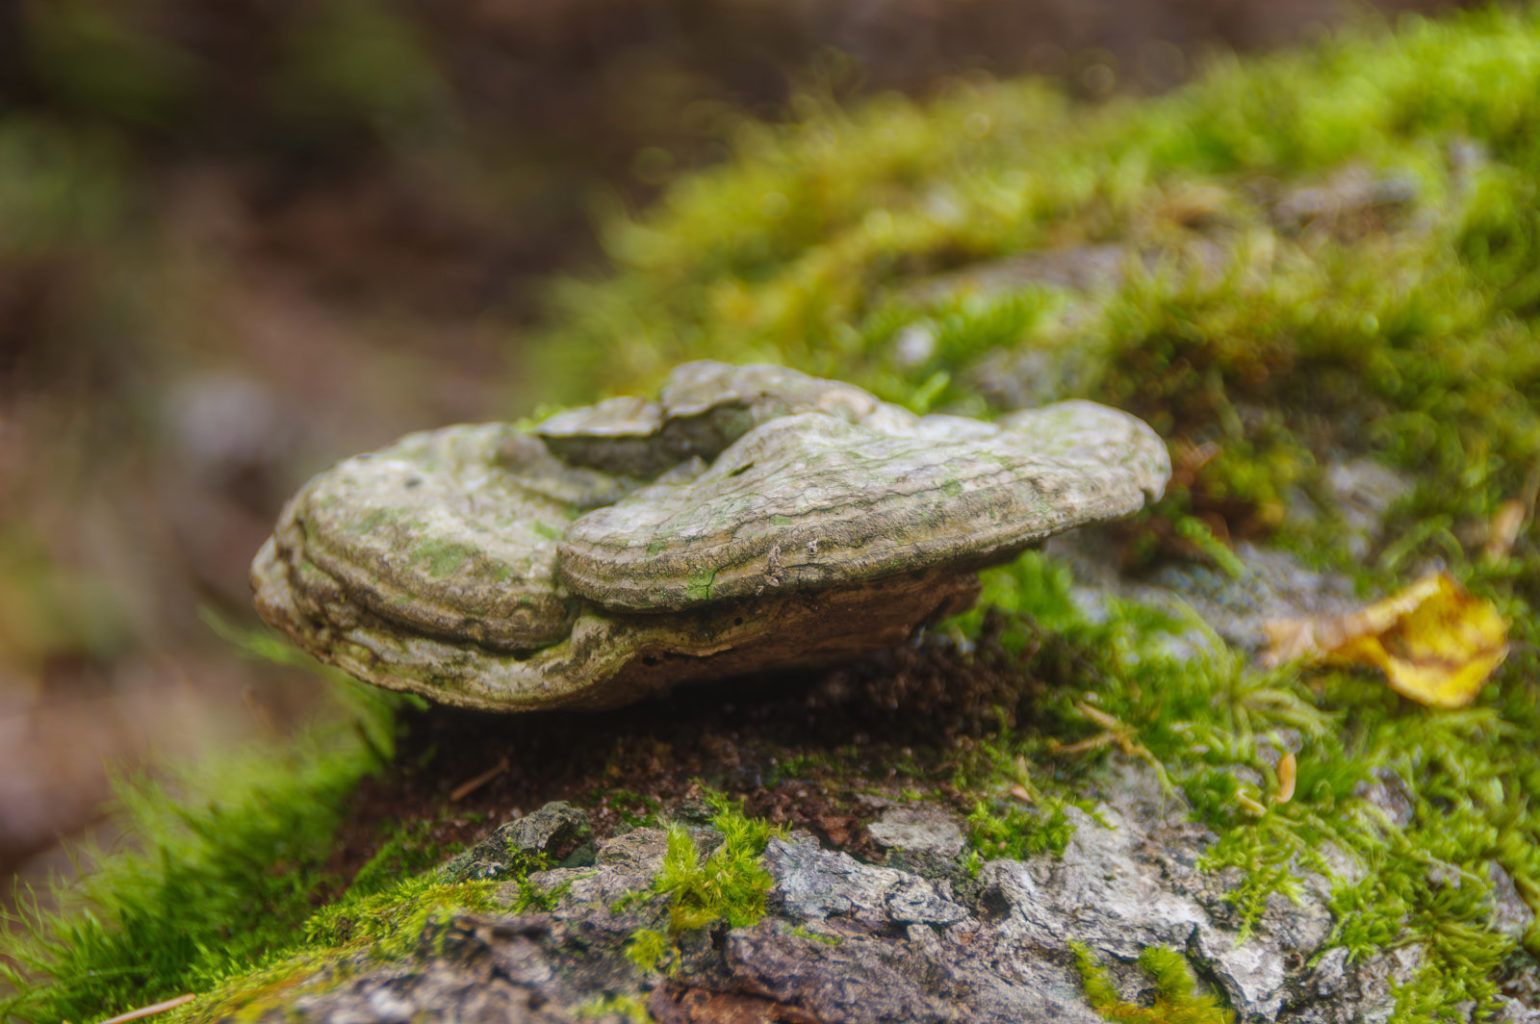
532,360,899,478
252,362,1170,712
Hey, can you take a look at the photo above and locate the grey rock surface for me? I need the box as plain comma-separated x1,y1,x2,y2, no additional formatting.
272,913,644,1024
1049,530,1360,656
942,166,1428,416
1323,457,1414,561
866,804,966,860
239,771,1480,1024
445,801,595,882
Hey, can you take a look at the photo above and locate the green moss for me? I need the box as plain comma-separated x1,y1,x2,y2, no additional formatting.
532,520,565,542
966,799,1081,862
619,797,780,977
299,817,491,959
531,6,1540,586
1173,516,1247,580
624,927,674,976
174,875,506,1022
171,805,532,1019
1196,815,1317,940
304,876,503,960
0,708,390,1024
346,819,467,899
651,800,778,934
1072,942,1234,1024
787,924,842,946
510,873,573,914
599,789,664,829
574,993,651,1022
0,615,431,1024
949,545,1540,1021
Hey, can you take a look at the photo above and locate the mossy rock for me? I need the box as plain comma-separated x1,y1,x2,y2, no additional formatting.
6,8,1540,1024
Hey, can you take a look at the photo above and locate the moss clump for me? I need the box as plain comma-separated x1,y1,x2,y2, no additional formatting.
624,926,675,976
301,876,504,961
510,872,572,913
574,993,651,1022
0,712,389,1024
1072,942,1234,1024
163,812,519,1019
787,924,841,946
623,796,780,975
966,800,1079,862
181,874,506,1022
652,799,778,934
338,818,466,900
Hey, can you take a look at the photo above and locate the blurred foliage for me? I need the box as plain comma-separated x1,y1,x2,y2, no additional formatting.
271,1,447,134
533,6,1540,571
0,119,126,259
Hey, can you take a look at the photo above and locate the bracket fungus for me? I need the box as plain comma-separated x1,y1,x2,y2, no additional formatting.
251,362,1171,711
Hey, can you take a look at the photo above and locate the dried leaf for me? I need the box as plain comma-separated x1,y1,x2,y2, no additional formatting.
1262,571,1507,709
1272,752,1296,805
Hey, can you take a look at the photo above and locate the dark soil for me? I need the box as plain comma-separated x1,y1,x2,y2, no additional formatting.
325,611,1046,887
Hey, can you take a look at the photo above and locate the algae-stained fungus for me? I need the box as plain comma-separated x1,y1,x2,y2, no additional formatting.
253,361,1168,710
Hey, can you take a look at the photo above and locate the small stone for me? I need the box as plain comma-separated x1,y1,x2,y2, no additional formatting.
1324,457,1413,560
891,323,937,368
1354,768,1415,829
669,798,717,827
1487,862,1537,940
501,801,592,859
866,805,966,860
444,802,592,881
766,837,968,931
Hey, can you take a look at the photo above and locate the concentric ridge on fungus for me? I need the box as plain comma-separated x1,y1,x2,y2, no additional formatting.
251,362,1171,711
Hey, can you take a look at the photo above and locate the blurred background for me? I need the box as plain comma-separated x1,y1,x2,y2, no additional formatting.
0,0,1469,893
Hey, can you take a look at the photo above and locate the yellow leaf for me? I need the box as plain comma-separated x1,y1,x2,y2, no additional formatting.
1262,571,1507,709
1272,752,1296,805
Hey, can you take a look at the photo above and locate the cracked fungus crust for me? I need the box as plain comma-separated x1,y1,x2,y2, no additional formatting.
251,361,1170,711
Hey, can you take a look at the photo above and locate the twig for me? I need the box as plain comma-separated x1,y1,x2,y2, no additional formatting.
98,994,195,1024
1054,701,1175,793
451,755,510,802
